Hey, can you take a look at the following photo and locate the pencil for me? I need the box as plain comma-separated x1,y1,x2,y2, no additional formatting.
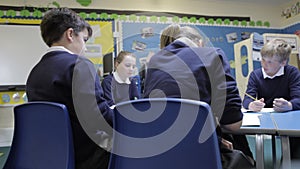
243,92,257,101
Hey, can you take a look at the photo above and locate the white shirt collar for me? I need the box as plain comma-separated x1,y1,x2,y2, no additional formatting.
46,46,74,54
174,37,198,48
113,72,131,84
262,66,284,79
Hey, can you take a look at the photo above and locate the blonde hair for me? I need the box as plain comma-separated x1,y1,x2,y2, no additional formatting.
260,38,292,63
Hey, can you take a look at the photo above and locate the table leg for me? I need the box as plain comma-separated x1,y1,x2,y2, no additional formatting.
256,134,264,169
280,136,291,169
272,135,277,169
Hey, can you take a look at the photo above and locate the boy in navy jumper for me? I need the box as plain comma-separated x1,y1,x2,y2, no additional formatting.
243,38,300,159
26,8,113,169
243,38,300,112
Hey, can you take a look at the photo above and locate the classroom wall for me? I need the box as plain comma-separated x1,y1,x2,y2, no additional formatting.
280,0,300,28
1,0,299,131
0,107,13,128
0,0,298,28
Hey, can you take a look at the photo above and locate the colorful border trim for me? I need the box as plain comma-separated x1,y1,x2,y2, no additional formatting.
0,6,270,27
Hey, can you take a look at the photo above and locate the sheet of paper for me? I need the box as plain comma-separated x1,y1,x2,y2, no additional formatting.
242,113,261,127
260,108,274,113
241,108,274,113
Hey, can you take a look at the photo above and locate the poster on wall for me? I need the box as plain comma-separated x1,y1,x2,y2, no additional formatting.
121,22,170,72
86,21,114,76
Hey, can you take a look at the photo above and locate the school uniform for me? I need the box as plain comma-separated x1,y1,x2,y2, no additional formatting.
144,39,243,125
243,65,300,159
26,46,113,169
143,38,254,159
243,65,300,110
101,72,140,106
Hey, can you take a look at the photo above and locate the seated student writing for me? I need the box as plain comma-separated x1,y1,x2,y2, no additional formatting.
243,38,300,160
101,51,140,106
243,38,300,112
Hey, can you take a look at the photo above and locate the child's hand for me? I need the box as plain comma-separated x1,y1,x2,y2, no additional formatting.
273,98,292,112
221,138,233,150
249,98,265,112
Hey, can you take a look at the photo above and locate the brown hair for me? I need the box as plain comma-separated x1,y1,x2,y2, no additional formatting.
160,24,181,49
115,51,136,64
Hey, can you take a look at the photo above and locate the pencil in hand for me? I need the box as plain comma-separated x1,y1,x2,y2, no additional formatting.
243,92,257,101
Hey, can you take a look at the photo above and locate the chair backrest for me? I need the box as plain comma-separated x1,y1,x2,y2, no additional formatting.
109,98,222,169
4,101,74,169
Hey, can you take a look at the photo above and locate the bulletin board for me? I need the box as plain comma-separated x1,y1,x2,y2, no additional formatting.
121,22,281,77
0,18,114,88
121,22,168,69
283,22,300,39
191,25,280,77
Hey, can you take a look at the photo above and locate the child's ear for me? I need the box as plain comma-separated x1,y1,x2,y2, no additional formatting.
66,28,74,42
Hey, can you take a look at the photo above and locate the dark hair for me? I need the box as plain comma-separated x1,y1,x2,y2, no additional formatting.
40,7,92,47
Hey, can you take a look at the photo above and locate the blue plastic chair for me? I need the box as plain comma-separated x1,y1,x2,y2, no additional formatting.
4,102,75,169
109,98,222,169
